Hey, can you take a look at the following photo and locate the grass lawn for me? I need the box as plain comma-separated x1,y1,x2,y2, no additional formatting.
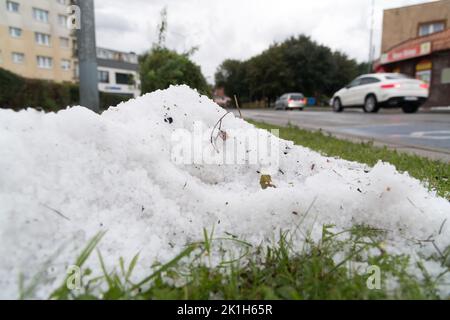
26,122,449,300
45,227,445,300
251,120,450,200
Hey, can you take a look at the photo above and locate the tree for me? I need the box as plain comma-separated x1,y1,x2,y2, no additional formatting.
215,35,368,105
140,48,210,95
215,59,249,99
139,8,210,96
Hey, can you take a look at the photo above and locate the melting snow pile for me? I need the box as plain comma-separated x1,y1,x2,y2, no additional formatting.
0,85,449,299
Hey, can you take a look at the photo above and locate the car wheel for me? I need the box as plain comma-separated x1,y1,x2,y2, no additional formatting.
333,98,343,112
402,104,420,114
363,95,379,113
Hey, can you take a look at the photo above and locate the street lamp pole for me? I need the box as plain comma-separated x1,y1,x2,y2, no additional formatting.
74,0,99,112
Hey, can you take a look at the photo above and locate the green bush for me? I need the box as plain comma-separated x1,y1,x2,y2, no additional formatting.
0,68,25,108
0,68,132,112
99,92,133,111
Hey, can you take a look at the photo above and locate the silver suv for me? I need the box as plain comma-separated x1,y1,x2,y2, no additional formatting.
275,93,306,110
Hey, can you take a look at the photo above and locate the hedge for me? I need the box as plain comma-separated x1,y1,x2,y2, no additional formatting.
0,68,133,112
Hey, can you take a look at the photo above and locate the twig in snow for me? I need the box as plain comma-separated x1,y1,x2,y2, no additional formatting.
438,219,447,235
40,203,71,221
400,233,447,262
332,169,343,178
210,111,231,153
293,196,318,237
234,95,243,119
407,197,425,214
431,240,445,260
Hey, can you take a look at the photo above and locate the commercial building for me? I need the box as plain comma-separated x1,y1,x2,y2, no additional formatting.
0,0,75,82
96,47,141,98
375,0,450,107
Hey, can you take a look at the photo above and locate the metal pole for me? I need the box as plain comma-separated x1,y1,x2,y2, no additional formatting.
368,0,375,73
74,0,99,112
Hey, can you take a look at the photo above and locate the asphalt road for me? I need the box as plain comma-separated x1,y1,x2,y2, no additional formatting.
233,108,450,162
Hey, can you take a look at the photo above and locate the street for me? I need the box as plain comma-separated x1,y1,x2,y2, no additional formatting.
235,108,450,162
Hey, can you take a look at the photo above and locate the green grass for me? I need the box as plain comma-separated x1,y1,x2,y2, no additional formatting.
250,120,450,199
23,225,449,300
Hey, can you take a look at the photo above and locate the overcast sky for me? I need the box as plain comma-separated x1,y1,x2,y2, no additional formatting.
94,0,437,82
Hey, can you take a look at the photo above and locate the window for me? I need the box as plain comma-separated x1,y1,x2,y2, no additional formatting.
35,33,51,46
385,74,412,80
419,22,445,36
289,94,304,100
6,1,19,13
33,8,49,23
60,37,70,48
37,56,52,69
347,78,362,88
115,73,133,85
9,27,22,38
415,60,432,84
441,68,450,84
416,70,432,84
98,70,110,83
58,15,68,28
61,59,71,71
12,52,24,64
360,77,380,85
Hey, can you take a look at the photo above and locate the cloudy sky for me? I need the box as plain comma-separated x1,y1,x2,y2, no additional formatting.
94,0,437,82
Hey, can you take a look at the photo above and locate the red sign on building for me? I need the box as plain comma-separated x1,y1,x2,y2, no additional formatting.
380,42,431,64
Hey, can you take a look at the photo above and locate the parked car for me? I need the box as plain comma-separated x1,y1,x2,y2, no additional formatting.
275,93,306,110
330,73,429,114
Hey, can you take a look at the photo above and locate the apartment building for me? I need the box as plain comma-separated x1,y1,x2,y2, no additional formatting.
97,47,141,98
376,0,450,107
0,0,75,82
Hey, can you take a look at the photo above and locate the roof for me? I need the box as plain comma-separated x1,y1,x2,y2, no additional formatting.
97,58,139,72
433,29,450,51
97,47,137,56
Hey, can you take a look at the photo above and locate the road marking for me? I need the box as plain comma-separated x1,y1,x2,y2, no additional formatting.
394,130,450,140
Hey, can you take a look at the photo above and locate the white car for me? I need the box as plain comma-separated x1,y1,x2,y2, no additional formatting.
331,73,429,114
